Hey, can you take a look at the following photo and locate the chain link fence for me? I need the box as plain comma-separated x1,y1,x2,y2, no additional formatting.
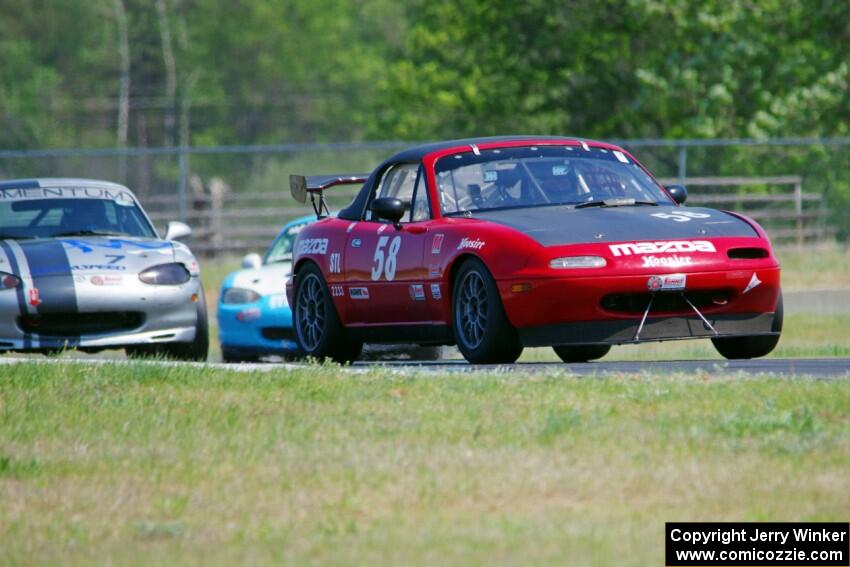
1,138,847,255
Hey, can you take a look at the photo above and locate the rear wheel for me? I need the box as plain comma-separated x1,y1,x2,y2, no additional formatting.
452,258,523,364
712,291,783,360
294,263,362,364
553,344,611,363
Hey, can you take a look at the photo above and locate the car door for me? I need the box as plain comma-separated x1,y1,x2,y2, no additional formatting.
344,163,431,325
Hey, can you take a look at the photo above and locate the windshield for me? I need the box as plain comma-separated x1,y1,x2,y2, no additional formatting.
264,220,309,264
435,145,672,215
0,192,157,239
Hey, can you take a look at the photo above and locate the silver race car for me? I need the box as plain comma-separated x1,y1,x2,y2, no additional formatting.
0,178,208,359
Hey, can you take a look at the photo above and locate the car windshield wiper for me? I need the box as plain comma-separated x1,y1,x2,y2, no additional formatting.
574,198,659,209
50,230,126,237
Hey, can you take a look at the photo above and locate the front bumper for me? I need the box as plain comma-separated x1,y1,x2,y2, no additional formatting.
216,296,299,355
0,275,201,352
500,267,781,347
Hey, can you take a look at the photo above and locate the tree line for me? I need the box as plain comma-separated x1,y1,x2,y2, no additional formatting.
2,0,849,150
1,1,848,236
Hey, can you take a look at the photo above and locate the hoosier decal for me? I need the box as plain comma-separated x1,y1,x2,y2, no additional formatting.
641,255,693,268
609,240,716,257
457,237,485,250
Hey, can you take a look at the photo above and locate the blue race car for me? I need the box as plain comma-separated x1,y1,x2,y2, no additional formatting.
217,215,312,362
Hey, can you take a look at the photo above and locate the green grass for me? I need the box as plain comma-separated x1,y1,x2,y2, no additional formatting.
1,363,848,565
774,242,850,289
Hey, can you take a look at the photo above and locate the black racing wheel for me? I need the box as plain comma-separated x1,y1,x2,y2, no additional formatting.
452,258,523,364
293,262,362,364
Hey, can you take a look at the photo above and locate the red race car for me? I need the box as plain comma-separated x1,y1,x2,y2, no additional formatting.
286,136,782,364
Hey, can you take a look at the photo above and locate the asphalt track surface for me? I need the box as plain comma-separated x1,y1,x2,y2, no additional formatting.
1,356,849,377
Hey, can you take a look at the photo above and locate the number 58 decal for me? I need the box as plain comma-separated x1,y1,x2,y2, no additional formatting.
371,235,401,281
652,211,711,223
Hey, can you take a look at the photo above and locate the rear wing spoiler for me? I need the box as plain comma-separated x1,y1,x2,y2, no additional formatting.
289,173,369,218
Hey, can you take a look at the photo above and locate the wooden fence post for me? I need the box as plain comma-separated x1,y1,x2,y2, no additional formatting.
794,180,803,249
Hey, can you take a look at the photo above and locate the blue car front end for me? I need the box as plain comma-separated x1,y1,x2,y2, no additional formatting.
217,215,313,362
217,277,299,360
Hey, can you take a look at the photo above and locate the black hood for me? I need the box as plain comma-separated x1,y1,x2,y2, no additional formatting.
474,205,758,246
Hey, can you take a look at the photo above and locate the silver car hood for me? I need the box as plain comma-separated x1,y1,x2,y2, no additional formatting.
0,236,178,279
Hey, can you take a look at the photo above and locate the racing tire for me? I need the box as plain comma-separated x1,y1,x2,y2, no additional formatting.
125,286,210,362
553,344,611,363
452,258,523,364
293,263,362,364
711,291,783,360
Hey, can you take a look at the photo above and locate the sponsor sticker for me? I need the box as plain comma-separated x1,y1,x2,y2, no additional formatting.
89,275,123,286
236,307,261,322
647,273,687,291
651,211,712,223
457,237,485,250
552,165,568,176
28,288,41,306
431,234,444,254
430,283,442,300
428,264,441,278
72,264,127,271
484,170,498,182
351,238,362,248
296,238,328,255
641,255,693,268
346,222,358,233
409,284,426,301
349,287,370,300
62,239,171,254
0,186,137,203
609,240,716,257
743,273,762,294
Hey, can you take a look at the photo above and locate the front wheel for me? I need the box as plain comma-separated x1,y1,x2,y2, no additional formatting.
452,258,523,364
712,291,783,360
553,344,611,363
293,263,362,364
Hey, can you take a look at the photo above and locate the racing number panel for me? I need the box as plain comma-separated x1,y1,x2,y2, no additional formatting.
343,220,431,325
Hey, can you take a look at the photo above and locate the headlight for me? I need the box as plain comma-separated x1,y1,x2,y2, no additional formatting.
221,287,261,304
138,263,191,285
0,271,21,290
549,256,607,269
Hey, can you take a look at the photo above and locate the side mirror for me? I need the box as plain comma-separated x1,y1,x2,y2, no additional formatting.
241,253,262,270
666,184,688,205
165,221,192,240
370,197,406,226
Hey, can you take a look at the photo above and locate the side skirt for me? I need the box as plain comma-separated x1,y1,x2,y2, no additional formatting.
347,323,454,345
